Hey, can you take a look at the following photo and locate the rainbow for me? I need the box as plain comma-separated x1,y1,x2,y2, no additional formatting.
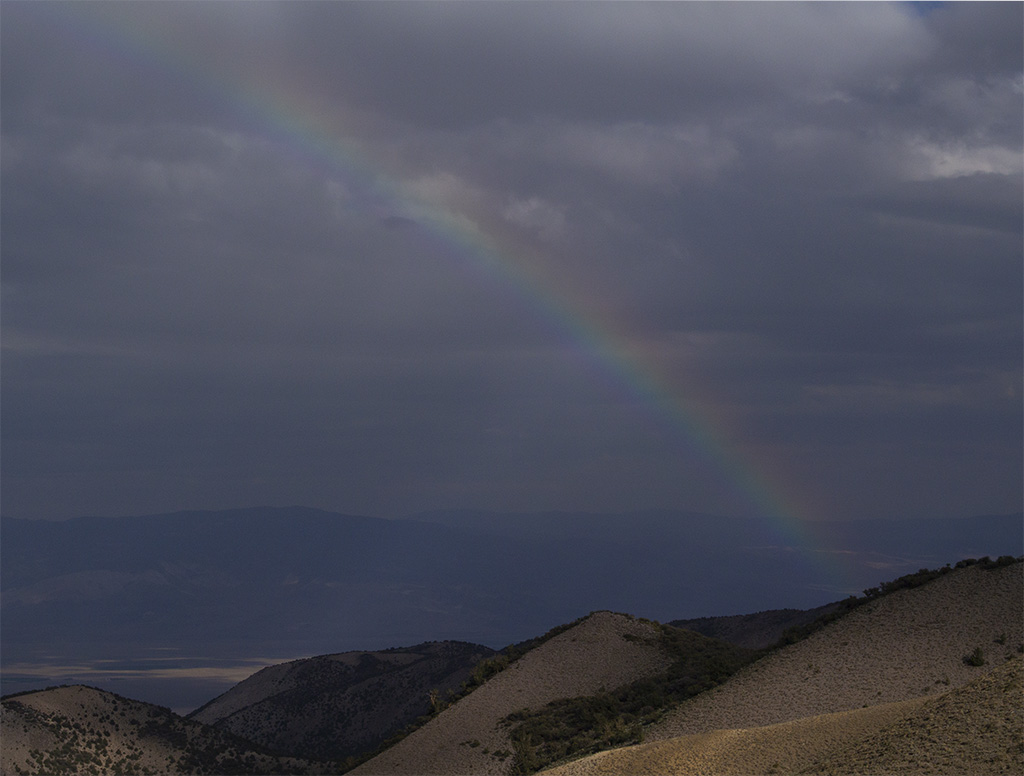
41,5,856,590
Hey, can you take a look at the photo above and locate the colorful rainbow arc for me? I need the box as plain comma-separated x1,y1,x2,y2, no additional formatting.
47,5,854,589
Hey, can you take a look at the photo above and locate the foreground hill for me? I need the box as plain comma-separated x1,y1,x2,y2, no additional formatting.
189,641,496,762
542,559,1023,775
543,655,1023,775
648,560,1022,738
0,685,325,775
351,612,680,776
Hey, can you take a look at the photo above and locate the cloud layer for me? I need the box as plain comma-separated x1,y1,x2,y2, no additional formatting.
2,2,1021,521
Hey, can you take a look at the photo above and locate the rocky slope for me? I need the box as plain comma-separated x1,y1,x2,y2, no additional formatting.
189,640,496,762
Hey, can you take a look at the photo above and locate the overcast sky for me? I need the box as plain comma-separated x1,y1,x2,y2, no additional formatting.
2,1,1021,522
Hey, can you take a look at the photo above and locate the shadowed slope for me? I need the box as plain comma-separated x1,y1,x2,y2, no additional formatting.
188,641,496,762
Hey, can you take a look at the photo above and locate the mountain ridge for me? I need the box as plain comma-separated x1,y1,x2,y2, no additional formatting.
2,558,1021,775
2,506,1020,709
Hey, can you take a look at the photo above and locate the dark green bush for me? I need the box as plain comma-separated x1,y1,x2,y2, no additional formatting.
963,647,986,667
501,626,756,774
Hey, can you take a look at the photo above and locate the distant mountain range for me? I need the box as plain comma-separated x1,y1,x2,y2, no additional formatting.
3,559,1021,775
1,506,1020,709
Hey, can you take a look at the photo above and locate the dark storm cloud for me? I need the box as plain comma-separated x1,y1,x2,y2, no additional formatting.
2,2,1020,521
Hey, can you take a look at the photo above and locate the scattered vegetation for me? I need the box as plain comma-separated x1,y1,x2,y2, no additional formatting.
776,556,1022,648
494,557,1022,775
2,689,321,776
501,622,757,774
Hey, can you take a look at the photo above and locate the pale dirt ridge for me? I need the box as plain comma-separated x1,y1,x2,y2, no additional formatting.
352,611,673,776
542,696,931,775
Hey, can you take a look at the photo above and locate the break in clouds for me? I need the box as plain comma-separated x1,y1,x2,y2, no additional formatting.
1,2,1021,521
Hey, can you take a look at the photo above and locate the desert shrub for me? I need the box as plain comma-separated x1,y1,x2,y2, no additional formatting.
963,647,986,667
982,555,1021,569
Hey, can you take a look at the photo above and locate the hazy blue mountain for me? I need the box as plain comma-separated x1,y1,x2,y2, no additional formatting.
1,506,1019,709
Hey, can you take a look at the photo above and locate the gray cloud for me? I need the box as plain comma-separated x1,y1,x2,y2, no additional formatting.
2,2,1020,521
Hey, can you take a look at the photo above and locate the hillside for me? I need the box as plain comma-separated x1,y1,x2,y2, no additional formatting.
543,656,1023,775
350,612,678,776
0,685,325,775
805,653,1023,775
648,560,1022,739
540,560,1023,776
188,641,496,762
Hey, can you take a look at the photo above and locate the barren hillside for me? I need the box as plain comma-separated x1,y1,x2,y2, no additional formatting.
648,560,1022,739
539,562,1022,776
543,656,1022,775
351,612,674,776
805,653,1023,775
0,685,324,775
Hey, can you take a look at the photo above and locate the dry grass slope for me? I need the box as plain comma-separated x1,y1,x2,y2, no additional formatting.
351,612,673,776
805,654,1024,775
649,561,1022,739
541,562,1022,776
541,697,930,775
545,656,1022,776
